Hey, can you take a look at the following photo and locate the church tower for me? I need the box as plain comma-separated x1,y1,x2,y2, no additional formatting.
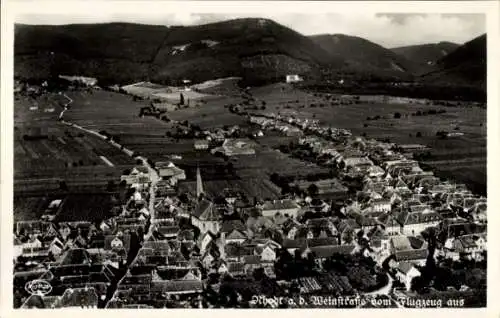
196,165,204,199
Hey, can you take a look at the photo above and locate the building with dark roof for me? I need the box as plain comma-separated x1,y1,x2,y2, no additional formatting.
260,199,300,219
191,199,222,235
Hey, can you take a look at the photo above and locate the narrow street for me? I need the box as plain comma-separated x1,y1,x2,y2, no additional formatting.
364,274,393,296
59,94,159,238
59,96,160,307
138,156,160,241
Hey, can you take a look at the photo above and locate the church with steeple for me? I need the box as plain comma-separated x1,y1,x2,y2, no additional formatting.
190,166,221,235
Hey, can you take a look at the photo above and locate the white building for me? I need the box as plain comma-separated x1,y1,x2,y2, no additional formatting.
286,74,303,83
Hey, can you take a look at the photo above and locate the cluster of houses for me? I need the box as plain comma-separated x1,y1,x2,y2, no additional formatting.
14,106,487,308
243,112,487,293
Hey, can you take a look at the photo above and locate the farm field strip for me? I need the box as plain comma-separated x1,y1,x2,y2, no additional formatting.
20,142,40,159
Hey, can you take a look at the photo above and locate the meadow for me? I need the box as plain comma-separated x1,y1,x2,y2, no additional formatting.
178,178,281,201
166,95,246,129
63,90,170,135
232,146,330,179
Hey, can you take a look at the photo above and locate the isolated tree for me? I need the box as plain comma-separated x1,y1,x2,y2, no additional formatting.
180,93,185,105
307,183,319,197
416,131,422,138
394,112,401,119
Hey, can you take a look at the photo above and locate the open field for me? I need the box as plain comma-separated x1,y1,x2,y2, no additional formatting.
250,84,486,193
232,146,330,179
63,90,170,135
121,81,215,102
254,133,300,149
14,191,119,223
14,165,128,195
13,196,50,222
191,77,242,96
14,94,66,125
166,96,246,129
178,178,281,200
14,126,134,176
55,193,117,222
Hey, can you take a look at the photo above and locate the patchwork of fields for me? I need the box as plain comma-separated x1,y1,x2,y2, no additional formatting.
14,80,487,222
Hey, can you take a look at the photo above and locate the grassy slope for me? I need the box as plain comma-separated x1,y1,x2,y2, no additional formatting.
310,34,418,79
391,42,460,68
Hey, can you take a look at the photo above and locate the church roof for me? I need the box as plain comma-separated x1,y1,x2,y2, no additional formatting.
193,199,221,221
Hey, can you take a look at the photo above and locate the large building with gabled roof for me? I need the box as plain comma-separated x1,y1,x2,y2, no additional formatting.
191,199,222,235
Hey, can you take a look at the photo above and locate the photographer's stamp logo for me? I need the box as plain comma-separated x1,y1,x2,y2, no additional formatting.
25,279,52,296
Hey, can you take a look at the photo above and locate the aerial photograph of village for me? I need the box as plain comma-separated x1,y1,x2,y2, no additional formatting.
12,10,487,309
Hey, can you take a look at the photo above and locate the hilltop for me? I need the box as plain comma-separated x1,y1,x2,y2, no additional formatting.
419,34,486,87
309,34,418,80
15,19,341,86
391,41,460,69
14,19,486,90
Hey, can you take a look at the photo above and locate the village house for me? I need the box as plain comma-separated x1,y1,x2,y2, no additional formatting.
254,244,277,262
211,138,256,156
224,243,254,263
369,198,392,213
194,139,210,150
336,219,361,244
443,234,486,261
155,161,186,185
378,213,403,236
227,262,246,277
389,236,428,266
104,232,131,264
306,217,338,238
260,199,300,219
57,287,100,308
349,213,380,232
285,74,303,83
121,166,150,187
395,262,421,291
396,210,442,236
308,244,357,264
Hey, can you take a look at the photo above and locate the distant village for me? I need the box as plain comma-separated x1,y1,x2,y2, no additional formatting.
13,75,487,309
